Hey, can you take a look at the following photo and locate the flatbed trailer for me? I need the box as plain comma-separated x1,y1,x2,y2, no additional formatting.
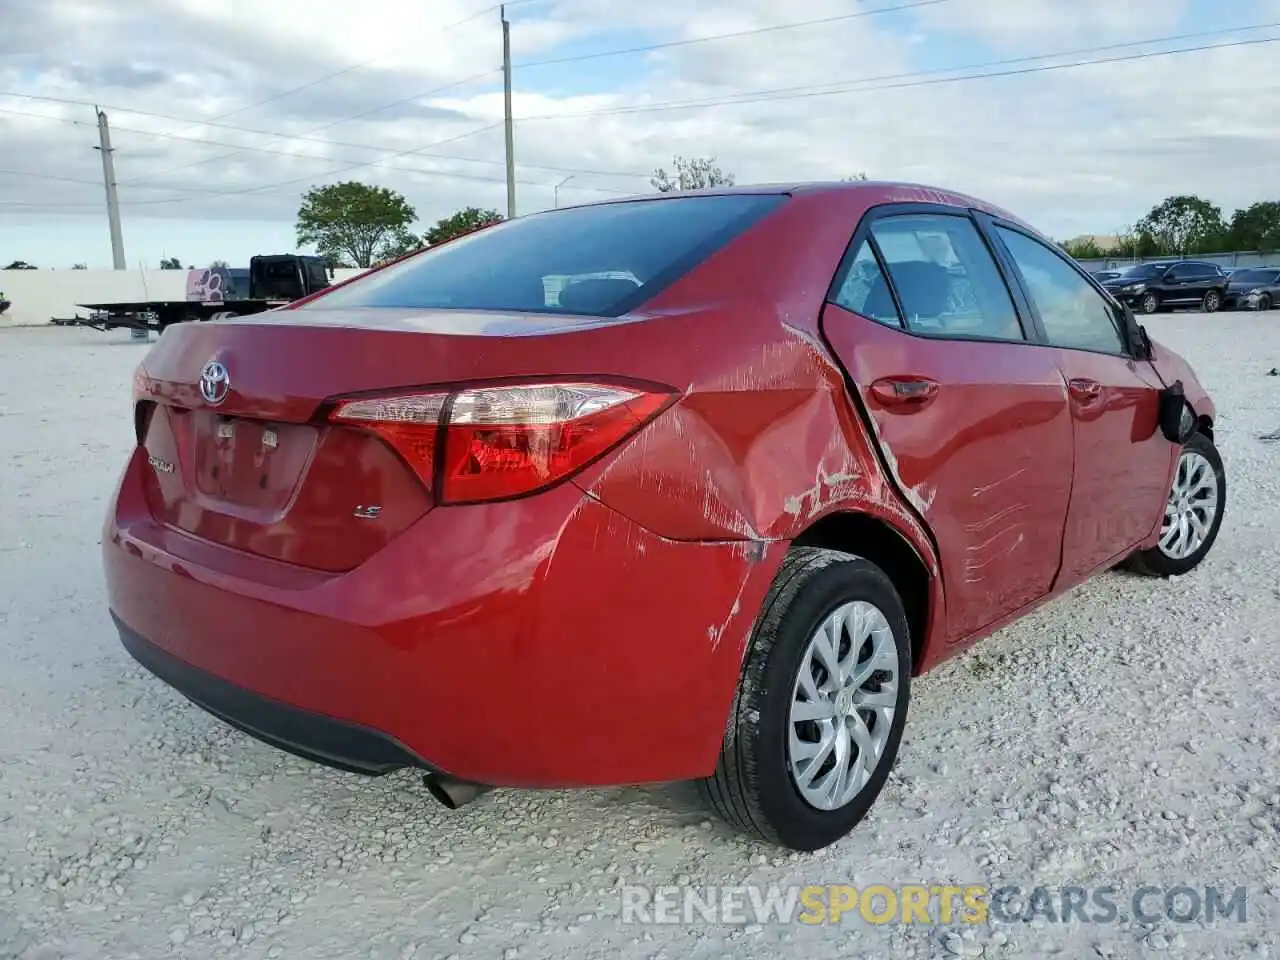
50,254,331,332
59,298,290,332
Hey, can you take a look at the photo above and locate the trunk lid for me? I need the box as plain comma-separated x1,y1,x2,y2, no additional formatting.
131,308,647,571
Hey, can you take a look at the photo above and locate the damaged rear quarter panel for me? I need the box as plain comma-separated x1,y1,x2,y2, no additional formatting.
570,188,947,673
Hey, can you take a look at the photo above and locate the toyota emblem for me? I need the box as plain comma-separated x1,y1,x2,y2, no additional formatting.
199,359,230,405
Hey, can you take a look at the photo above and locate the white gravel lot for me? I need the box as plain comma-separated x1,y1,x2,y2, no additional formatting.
1,315,1278,960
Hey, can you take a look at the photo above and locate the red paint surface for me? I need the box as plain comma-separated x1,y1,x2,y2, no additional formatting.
104,182,1216,786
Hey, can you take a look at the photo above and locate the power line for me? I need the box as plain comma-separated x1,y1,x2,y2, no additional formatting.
520,21,1280,119
512,0,951,69
0,127,636,210
159,0,539,139
0,2,951,190
120,0,537,182
119,71,502,186
7,20,1267,183
514,28,1280,121
5,16,1274,212
0,162,512,204
0,92,650,182
0,108,517,192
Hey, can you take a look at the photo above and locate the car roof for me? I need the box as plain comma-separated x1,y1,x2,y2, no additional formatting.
568,180,1039,231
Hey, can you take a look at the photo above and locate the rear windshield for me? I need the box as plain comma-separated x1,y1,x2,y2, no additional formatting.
302,193,785,317
1231,269,1278,284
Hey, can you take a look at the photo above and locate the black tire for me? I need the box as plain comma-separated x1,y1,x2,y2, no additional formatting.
1258,294,1273,311
698,548,912,851
1202,290,1221,313
1141,291,1161,315
1125,431,1226,578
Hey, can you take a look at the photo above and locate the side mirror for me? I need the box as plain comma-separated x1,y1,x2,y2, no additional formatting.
1158,380,1197,444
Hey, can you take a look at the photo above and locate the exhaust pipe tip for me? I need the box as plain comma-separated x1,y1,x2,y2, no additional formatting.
423,773,493,810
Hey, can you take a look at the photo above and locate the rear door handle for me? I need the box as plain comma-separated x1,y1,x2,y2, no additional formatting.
1068,377,1102,403
870,376,940,408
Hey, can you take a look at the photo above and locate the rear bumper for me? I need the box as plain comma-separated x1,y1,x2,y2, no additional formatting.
113,612,426,776
104,447,782,788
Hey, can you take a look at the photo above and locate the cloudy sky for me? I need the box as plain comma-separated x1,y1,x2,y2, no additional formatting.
2,0,1278,269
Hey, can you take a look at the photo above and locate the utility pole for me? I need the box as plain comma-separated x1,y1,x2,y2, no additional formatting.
501,5,516,219
95,108,127,270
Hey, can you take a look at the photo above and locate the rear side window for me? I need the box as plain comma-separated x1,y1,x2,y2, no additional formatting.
304,194,786,317
832,240,902,327
868,214,1025,342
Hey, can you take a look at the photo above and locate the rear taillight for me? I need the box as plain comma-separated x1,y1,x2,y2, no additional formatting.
329,382,674,504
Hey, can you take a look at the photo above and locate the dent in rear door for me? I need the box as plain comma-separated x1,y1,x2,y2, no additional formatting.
819,207,1075,643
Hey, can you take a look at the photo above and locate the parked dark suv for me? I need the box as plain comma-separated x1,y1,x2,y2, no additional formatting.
1101,260,1228,314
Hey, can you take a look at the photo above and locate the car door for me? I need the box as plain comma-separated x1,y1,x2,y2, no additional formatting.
1158,264,1191,304
820,206,1075,643
986,220,1176,588
1185,262,1219,305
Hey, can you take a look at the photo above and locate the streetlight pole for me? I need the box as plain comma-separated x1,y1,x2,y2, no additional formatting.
554,175,574,208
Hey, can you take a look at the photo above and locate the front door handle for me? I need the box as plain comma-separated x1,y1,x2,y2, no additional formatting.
1068,377,1102,403
870,376,940,408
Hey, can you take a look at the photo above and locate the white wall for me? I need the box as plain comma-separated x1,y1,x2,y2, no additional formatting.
0,268,368,327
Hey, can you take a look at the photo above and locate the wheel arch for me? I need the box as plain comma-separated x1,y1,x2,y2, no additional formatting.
791,510,936,673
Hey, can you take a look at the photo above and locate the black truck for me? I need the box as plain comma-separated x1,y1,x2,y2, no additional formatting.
55,254,332,332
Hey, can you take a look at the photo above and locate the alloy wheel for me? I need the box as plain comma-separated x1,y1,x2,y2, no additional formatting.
788,600,899,811
1158,450,1220,560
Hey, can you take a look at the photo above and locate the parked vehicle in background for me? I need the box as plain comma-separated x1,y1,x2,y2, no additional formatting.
1100,260,1228,314
1223,267,1280,311
103,181,1224,852
57,255,331,332
1090,269,1124,283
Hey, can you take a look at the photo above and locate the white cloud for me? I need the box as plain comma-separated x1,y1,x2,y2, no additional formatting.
2,0,1278,267
915,0,1191,50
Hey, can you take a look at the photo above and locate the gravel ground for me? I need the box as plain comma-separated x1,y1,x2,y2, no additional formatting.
1,315,1278,960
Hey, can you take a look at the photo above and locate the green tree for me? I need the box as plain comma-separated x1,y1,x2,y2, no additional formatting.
296,181,418,268
3,260,36,270
210,259,229,269
376,228,425,263
1228,200,1280,252
72,263,87,270
1135,195,1227,256
842,172,870,181
423,207,505,247
1061,237,1104,260
651,155,735,192
159,257,182,270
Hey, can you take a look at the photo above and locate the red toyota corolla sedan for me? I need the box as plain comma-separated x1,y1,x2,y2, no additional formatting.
104,182,1224,851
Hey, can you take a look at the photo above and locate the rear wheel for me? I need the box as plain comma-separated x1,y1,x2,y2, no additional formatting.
699,548,911,851
1258,294,1273,311
1126,432,1226,577
1141,291,1161,315
1202,290,1222,313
